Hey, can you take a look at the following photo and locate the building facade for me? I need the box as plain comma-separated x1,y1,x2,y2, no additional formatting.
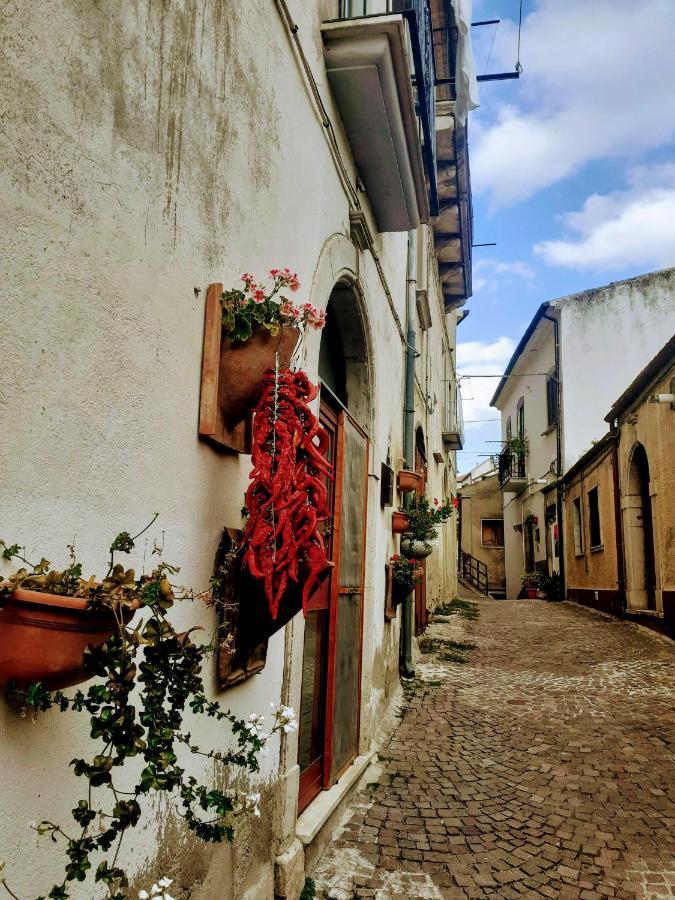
607,336,675,626
491,270,675,600
457,460,506,597
0,2,475,898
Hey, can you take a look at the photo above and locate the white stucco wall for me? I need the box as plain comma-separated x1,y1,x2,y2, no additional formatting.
496,320,557,599
0,1,459,896
557,268,675,470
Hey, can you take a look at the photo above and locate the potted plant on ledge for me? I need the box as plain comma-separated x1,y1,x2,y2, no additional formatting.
399,496,454,559
390,554,423,601
521,571,542,599
0,519,297,900
219,269,326,426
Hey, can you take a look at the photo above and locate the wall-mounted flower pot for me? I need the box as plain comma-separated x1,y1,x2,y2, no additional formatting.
400,534,434,559
391,511,411,534
0,590,137,690
397,469,423,493
220,326,300,427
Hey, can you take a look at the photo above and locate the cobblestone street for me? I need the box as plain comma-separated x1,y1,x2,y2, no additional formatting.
312,598,675,900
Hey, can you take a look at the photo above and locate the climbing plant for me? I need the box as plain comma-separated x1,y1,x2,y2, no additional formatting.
0,520,296,900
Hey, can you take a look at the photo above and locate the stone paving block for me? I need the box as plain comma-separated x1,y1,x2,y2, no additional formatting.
312,599,675,899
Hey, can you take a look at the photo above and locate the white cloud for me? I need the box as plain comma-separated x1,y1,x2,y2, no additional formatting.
470,0,675,206
534,165,675,270
457,336,515,426
471,257,535,294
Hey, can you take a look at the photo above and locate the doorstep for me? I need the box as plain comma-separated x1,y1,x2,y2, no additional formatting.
296,752,374,862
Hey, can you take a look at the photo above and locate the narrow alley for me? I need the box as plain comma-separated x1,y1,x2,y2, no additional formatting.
313,598,675,900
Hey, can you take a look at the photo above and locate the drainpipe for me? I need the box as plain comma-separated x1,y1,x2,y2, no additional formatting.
401,228,417,679
542,311,565,595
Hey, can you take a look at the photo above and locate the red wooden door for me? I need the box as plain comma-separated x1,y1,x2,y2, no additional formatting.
297,392,368,812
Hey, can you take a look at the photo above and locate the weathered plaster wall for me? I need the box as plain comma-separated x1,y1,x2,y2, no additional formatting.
459,473,505,594
496,322,557,599
617,366,675,614
0,1,458,896
557,268,675,470
564,445,620,609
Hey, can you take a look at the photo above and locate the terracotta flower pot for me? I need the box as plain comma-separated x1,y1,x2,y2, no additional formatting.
526,588,538,599
0,589,137,690
219,326,300,426
397,469,423,493
400,534,434,560
391,511,411,534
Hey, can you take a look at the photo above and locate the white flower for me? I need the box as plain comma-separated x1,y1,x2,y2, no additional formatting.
246,712,266,736
138,892,150,900
158,878,173,889
271,703,298,733
150,886,161,896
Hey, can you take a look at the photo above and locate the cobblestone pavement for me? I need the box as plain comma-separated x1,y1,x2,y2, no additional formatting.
312,599,675,900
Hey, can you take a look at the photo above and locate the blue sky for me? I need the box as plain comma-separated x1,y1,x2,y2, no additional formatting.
457,0,675,473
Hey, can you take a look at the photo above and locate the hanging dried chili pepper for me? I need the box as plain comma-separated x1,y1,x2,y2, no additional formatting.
243,367,333,619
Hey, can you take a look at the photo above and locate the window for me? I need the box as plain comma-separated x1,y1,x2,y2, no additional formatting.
481,519,504,548
546,369,558,428
505,416,512,443
572,498,583,556
588,486,602,549
515,399,525,477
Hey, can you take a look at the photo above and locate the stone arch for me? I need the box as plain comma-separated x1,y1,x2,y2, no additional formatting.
623,442,657,611
306,233,374,433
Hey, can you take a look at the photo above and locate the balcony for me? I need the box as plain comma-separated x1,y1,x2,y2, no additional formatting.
322,1,437,231
442,381,464,450
498,445,528,493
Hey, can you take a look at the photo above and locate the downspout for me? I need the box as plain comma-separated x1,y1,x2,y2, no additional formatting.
542,311,565,595
401,228,417,679
609,428,627,616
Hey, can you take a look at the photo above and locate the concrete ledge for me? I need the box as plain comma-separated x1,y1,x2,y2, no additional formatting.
296,752,374,847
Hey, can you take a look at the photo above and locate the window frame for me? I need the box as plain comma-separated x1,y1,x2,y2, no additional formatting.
587,485,602,550
572,497,584,556
480,518,505,549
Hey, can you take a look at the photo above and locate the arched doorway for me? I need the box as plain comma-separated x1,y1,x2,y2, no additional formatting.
625,443,656,610
297,280,371,812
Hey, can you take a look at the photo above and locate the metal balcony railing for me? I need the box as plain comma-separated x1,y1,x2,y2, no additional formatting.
498,444,527,488
335,0,438,215
460,551,488,595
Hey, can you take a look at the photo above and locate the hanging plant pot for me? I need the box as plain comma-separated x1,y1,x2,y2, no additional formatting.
0,589,137,690
391,511,411,534
400,533,434,559
397,469,423,493
219,325,300,427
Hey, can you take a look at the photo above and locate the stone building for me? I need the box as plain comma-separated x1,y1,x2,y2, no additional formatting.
561,334,674,634
606,334,675,628
491,271,675,600
457,459,506,597
562,433,622,615
0,1,475,898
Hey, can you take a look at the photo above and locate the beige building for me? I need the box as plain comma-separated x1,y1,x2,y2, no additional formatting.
607,335,675,627
458,460,506,597
561,334,675,635
0,2,476,898
562,434,622,615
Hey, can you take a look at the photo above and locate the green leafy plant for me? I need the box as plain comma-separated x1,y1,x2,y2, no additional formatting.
403,496,453,542
521,570,543,590
0,519,297,900
434,598,479,619
540,572,563,601
390,555,422,591
221,269,326,343
504,436,529,459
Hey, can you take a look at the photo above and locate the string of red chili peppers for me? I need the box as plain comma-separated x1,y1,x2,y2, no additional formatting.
243,361,334,618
